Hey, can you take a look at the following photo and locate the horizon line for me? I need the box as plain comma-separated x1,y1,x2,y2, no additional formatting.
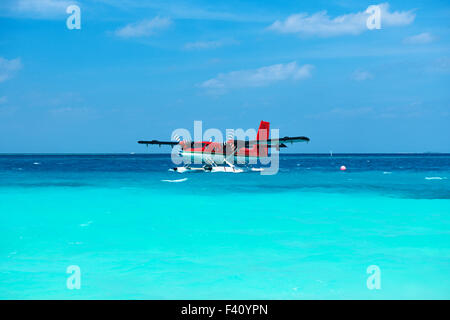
0,152,448,156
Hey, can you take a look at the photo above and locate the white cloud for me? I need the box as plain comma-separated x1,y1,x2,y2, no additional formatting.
268,3,415,37
351,70,373,81
0,57,22,82
403,32,435,44
6,0,76,18
200,61,313,92
184,39,239,50
115,17,172,38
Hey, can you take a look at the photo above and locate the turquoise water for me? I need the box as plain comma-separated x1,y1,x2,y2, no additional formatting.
0,154,449,299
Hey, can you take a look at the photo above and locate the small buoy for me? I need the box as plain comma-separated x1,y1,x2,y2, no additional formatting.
340,165,347,171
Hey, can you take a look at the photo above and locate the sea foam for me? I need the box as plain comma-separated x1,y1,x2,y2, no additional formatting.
161,178,188,183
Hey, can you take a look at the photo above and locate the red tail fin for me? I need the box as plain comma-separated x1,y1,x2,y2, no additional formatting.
256,121,270,157
257,121,270,141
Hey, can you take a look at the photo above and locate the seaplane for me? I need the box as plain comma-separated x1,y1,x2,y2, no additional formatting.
137,121,310,173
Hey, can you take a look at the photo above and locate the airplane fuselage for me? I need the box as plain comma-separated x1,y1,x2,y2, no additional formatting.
178,140,266,165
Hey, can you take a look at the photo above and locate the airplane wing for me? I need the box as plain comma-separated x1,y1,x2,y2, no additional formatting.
137,140,179,147
248,136,310,147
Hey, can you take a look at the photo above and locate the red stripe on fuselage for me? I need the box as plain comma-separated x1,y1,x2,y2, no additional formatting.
180,141,262,157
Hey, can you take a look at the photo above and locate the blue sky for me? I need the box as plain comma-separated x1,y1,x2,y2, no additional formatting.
0,0,449,153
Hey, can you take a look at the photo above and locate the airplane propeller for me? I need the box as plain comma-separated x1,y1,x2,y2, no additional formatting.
226,129,235,142
172,134,181,143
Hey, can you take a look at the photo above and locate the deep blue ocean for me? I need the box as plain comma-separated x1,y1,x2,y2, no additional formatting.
0,154,449,299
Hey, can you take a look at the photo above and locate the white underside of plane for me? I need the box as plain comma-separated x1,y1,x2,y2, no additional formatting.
172,152,265,173
171,166,245,173
180,151,261,165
